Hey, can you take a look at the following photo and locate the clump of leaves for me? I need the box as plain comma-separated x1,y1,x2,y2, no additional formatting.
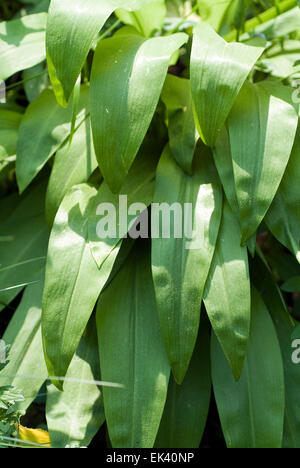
1,0,300,450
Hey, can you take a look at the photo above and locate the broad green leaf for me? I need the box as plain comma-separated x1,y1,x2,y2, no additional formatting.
212,287,285,448
116,0,166,37
190,22,264,147
155,313,211,448
88,143,158,268
0,182,49,310
16,85,90,193
90,31,187,192
46,0,158,107
213,126,239,214
45,117,98,225
161,74,198,174
42,184,120,388
204,201,250,380
46,318,105,448
0,110,22,160
0,13,47,81
152,143,222,383
250,252,300,448
0,280,47,412
97,242,170,448
265,127,300,261
229,80,298,244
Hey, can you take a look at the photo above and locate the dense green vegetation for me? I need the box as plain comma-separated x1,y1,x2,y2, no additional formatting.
0,0,300,449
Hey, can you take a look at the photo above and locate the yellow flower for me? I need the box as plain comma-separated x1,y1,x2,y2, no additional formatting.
18,425,51,448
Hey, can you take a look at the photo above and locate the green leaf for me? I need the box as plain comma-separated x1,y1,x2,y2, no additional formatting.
197,0,233,31
0,280,48,412
0,13,46,81
116,0,166,36
242,7,300,41
45,117,98,225
97,245,170,448
16,85,90,193
155,313,211,448
152,143,222,383
23,62,49,103
213,126,239,215
46,0,158,107
0,182,49,309
265,126,300,261
190,22,264,147
88,143,158,268
0,110,22,160
42,184,120,388
46,318,105,448
90,31,187,192
204,200,250,381
161,74,198,174
229,80,298,243
250,251,300,448
96,242,170,448
212,287,285,448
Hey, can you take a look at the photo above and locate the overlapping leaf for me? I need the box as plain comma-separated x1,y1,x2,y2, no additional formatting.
46,0,160,107
91,30,187,192
0,110,22,160
96,242,170,448
228,80,298,243
155,314,211,448
46,318,105,448
190,21,264,147
42,184,120,387
116,0,166,37
16,85,90,193
0,13,46,81
212,287,285,448
152,143,222,383
161,74,198,174
265,126,300,261
204,201,250,380
0,281,47,412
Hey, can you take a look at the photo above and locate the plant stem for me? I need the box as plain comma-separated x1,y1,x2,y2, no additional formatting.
5,70,48,91
98,19,121,42
225,0,298,42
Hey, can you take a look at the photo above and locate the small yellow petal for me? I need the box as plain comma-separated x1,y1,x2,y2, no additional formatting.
18,425,51,448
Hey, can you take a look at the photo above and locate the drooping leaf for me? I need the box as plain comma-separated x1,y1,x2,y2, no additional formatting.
155,313,211,448
204,200,250,380
46,0,159,107
265,126,300,262
116,0,167,37
0,182,49,309
228,80,298,243
190,21,264,147
16,85,90,193
212,287,285,448
45,117,98,225
152,143,222,383
0,280,48,412
90,31,187,192
0,110,22,160
96,242,170,448
42,184,121,388
0,13,47,81
161,74,198,174
46,318,105,448
250,251,300,448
